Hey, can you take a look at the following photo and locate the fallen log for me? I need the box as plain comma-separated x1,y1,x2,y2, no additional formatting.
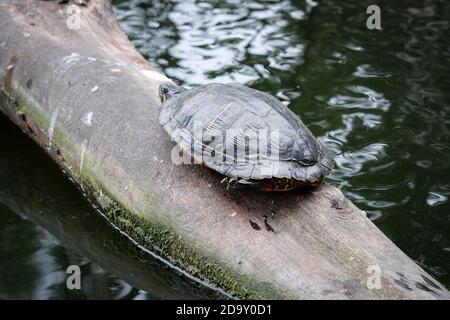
0,0,448,299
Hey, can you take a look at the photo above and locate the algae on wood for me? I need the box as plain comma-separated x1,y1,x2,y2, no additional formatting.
0,0,448,299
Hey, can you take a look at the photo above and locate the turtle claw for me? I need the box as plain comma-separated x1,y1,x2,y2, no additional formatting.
226,177,238,190
220,177,239,190
221,177,259,190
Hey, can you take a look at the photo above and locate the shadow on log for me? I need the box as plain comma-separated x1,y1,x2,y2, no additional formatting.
0,0,448,299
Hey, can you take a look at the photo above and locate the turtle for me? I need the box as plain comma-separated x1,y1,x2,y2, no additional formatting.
158,82,335,191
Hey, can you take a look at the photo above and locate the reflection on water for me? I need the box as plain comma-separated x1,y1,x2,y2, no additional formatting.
115,0,450,286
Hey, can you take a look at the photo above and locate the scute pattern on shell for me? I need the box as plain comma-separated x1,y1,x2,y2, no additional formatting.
159,83,334,182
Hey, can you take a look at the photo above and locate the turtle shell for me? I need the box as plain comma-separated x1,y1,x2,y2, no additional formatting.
159,83,334,183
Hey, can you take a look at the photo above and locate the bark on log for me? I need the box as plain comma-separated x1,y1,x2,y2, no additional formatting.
0,0,448,299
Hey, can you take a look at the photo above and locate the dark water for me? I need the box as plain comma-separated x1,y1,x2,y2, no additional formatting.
1,0,449,298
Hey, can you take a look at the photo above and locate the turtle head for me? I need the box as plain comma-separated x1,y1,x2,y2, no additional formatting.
159,82,185,103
